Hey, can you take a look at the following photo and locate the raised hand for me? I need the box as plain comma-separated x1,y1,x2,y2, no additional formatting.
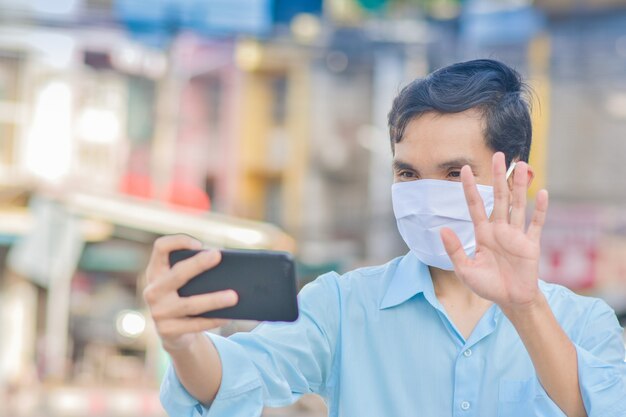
440,152,549,310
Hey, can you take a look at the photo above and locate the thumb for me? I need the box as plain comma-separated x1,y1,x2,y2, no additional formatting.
440,227,469,271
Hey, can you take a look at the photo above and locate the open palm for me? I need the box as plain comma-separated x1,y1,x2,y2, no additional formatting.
440,152,549,310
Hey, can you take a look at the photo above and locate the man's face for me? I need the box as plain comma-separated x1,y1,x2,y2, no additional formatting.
392,109,495,186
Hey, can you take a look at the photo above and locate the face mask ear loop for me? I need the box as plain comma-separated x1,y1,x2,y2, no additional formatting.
505,161,517,181
505,161,517,216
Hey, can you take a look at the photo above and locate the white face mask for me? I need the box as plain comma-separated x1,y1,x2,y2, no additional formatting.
391,179,495,271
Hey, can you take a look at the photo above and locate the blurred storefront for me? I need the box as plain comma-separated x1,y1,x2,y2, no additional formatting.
1,0,626,416
0,3,296,415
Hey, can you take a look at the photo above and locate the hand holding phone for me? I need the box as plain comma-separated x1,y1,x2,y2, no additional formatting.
143,235,239,352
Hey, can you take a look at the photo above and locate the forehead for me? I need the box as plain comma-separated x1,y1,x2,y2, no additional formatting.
394,109,493,166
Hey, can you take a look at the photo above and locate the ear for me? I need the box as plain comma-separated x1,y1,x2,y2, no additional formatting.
526,164,535,187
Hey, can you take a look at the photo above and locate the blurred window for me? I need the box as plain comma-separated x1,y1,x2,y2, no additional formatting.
126,75,156,144
271,75,287,126
265,177,283,227
0,54,21,168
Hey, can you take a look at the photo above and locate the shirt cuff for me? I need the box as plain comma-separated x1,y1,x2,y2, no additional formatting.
576,343,626,417
160,364,204,417
160,332,264,417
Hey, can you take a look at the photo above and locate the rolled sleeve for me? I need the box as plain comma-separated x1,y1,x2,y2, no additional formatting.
160,363,203,417
159,333,264,417
575,300,626,417
205,332,265,416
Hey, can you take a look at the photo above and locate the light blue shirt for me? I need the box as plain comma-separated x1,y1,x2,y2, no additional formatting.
160,252,626,417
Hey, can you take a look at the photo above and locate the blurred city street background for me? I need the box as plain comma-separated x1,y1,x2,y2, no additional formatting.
1,0,626,416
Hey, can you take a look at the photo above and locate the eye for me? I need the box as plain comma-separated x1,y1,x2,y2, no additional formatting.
399,171,416,179
447,170,461,179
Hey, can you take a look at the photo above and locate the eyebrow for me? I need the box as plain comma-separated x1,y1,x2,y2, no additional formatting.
436,158,476,171
392,158,477,173
392,159,418,173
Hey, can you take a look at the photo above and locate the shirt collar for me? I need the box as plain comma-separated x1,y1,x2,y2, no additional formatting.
379,251,434,310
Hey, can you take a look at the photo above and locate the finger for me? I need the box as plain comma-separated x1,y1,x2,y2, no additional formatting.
149,289,236,320
460,165,489,225
491,152,510,223
527,189,549,242
164,249,222,291
509,162,528,229
440,227,469,270
144,250,222,309
156,317,232,339
163,290,238,319
147,234,203,280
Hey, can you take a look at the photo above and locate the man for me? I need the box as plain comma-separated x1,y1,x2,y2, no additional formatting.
145,59,626,416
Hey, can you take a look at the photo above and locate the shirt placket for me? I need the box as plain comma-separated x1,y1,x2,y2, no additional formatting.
452,344,483,417
452,306,500,417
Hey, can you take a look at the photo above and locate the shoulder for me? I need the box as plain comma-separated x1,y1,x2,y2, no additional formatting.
334,256,404,294
539,280,620,339
539,280,612,313
302,256,404,304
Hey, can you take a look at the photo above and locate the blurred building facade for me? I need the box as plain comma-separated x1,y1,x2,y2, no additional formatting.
1,0,626,416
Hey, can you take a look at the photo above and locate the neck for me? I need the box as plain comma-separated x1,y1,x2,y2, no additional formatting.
429,266,491,307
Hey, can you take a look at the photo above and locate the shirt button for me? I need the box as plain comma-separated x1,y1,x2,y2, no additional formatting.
461,401,471,410
463,348,472,357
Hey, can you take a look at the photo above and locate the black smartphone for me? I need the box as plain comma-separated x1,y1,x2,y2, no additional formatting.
169,249,299,322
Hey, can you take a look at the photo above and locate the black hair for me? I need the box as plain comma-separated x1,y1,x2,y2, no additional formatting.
387,59,533,166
